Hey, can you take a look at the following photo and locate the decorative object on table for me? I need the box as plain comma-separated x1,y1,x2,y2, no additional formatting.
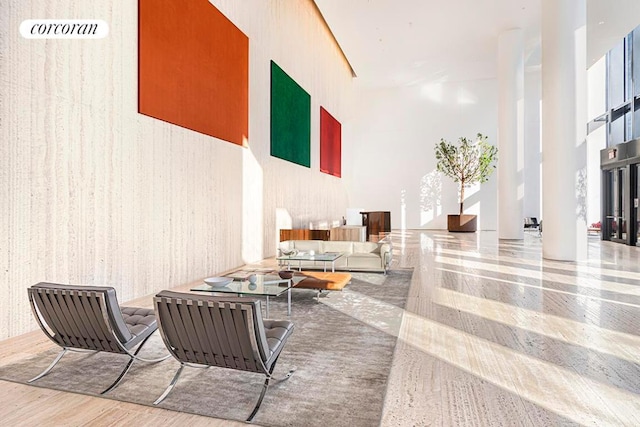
434,133,498,232
280,248,299,257
204,277,233,288
278,270,295,279
225,268,274,280
247,274,257,284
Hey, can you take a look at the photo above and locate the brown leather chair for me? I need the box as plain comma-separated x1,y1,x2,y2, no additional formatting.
28,282,170,393
153,290,295,422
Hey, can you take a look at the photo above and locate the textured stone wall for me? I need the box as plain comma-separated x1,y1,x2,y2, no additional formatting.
0,0,353,339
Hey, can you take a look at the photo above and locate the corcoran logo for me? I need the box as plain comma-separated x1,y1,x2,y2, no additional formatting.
20,19,109,39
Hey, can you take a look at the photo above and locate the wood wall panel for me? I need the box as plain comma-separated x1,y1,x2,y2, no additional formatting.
279,229,330,242
329,226,366,242
0,0,353,340
361,211,392,240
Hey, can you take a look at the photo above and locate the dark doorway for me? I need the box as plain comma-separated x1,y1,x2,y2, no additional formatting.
602,161,639,246
604,168,626,242
636,165,640,246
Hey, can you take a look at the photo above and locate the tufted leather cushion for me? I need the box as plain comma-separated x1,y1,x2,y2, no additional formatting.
154,291,294,372
120,306,158,349
29,282,160,352
263,319,294,363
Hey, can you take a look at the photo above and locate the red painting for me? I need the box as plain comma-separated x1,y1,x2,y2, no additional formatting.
320,107,341,177
138,0,248,146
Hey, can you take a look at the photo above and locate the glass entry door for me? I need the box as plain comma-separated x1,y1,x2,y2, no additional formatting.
605,168,627,241
637,165,640,246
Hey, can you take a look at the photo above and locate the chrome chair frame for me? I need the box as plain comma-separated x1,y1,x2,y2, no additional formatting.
28,282,170,394
152,291,295,422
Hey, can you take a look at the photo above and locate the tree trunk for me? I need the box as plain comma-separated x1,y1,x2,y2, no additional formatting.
459,183,465,215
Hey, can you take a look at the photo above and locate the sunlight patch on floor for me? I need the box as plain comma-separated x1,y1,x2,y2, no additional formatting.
435,256,640,296
323,285,640,426
437,267,640,309
319,289,404,338
398,311,640,427
432,286,640,365
436,247,640,280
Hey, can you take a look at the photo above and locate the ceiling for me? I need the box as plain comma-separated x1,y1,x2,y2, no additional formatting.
314,0,640,88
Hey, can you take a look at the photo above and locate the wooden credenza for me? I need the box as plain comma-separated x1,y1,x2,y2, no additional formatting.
360,211,391,240
279,229,330,242
329,226,367,242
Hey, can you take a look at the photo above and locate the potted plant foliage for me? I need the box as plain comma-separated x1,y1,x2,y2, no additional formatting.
434,133,498,232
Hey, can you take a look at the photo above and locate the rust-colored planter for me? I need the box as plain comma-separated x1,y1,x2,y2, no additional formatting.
447,214,477,232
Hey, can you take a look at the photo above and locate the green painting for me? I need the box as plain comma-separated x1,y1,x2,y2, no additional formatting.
270,61,311,167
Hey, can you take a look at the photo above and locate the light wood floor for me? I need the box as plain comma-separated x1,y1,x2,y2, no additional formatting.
2,230,639,426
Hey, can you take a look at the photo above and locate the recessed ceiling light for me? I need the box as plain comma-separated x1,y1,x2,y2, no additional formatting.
598,21,605,25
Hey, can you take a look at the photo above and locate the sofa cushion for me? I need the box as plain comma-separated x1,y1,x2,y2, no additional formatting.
322,241,354,254
347,253,382,269
332,255,349,269
353,242,381,254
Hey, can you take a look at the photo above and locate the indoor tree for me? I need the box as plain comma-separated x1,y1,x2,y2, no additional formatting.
434,133,498,215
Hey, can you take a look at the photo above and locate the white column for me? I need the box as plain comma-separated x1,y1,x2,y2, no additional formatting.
498,28,524,240
524,65,542,221
541,0,588,260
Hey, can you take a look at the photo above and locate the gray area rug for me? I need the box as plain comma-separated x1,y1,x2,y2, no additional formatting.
0,270,412,426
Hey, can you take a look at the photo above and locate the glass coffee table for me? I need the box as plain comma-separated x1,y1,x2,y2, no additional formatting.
191,274,304,317
277,252,343,272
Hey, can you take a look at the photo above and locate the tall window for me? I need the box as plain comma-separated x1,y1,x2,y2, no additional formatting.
608,40,625,109
605,31,639,147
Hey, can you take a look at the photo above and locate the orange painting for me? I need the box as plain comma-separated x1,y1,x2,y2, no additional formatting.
139,0,248,146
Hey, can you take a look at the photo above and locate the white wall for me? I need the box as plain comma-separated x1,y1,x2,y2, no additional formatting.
343,79,498,230
0,0,352,339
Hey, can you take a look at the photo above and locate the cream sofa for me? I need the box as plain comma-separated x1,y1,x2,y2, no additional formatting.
278,240,392,273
